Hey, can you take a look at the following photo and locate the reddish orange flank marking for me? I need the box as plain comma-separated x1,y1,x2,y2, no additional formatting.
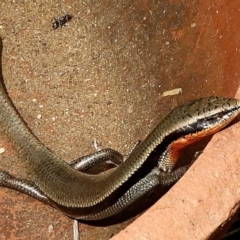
167,119,234,165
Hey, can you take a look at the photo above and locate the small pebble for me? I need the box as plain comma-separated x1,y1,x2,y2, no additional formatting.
0,148,5,154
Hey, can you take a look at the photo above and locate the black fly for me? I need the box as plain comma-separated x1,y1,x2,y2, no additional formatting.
51,14,72,30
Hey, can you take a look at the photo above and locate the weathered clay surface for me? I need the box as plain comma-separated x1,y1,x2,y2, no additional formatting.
0,0,239,239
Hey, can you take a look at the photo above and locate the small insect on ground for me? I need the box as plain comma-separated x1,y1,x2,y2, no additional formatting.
51,14,73,30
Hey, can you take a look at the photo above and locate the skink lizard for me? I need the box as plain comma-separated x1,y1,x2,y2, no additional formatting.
0,87,239,220
0,40,240,225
